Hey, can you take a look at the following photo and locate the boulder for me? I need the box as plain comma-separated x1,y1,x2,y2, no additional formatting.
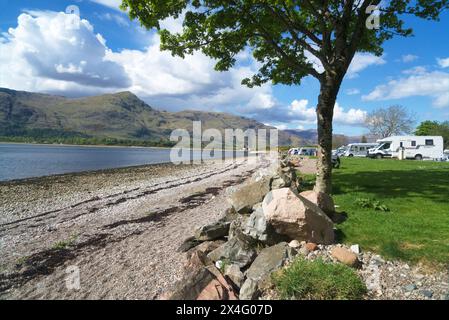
163,251,215,300
239,243,289,300
246,242,289,281
243,207,289,245
196,279,230,300
228,215,249,240
197,265,238,300
262,188,335,244
299,190,335,215
239,278,260,300
224,264,245,289
271,167,297,190
228,177,271,214
243,207,268,242
195,221,231,241
207,233,257,269
331,247,360,267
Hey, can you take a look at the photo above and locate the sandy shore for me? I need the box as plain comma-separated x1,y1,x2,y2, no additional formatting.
0,158,266,299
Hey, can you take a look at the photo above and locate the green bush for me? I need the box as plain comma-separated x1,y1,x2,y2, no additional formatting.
355,198,390,212
273,257,367,300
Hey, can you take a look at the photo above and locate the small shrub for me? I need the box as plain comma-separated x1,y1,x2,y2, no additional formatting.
52,234,78,250
273,258,367,300
355,198,390,212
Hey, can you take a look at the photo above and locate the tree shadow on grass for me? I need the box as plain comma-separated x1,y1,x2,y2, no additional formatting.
332,168,449,204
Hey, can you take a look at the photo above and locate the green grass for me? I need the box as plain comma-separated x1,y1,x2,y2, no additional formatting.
51,234,79,250
332,158,449,266
273,257,367,300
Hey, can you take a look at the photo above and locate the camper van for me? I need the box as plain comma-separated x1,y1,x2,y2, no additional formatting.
343,143,379,157
367,136,444,160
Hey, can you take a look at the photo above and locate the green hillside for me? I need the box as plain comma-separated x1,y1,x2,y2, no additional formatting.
0,88,303,147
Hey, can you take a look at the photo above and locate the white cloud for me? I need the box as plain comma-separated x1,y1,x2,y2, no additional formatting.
437,57,449,68
363,71,449,108
402,66,427,75
401,54,418,63
347,53,386,78
334,103,367,125
0,11,130,95
345,88,360,95
90,0,122,11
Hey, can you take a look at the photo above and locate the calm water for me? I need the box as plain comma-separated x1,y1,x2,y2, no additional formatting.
0,143,246,181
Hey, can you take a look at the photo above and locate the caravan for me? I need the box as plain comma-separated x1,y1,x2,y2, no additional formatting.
367,136,444,160
343,143,379,157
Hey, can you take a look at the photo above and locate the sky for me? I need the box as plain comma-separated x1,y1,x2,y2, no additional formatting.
0,0,448,136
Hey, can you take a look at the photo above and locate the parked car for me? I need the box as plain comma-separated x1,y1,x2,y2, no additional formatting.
368,136,444,160
333,146,348,157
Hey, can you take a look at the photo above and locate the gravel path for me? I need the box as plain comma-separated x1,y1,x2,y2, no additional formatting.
0,158,266,299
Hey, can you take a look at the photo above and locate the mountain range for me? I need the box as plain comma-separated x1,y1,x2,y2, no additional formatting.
0,88,312,147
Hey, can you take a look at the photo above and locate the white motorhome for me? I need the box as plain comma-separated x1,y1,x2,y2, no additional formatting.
367,136,444,160
343,143,379,157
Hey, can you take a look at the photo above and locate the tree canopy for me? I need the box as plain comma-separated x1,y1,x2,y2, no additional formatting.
122,0,449,86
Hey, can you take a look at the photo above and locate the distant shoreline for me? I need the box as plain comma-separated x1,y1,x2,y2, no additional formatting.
0,141,173,150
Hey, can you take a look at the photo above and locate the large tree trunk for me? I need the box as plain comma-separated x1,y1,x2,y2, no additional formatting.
315,73,344,195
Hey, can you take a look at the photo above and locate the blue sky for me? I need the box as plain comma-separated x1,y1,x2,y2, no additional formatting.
1,0,448,136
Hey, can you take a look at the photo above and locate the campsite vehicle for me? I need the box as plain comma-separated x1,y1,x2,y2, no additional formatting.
367,136,444,160
343,143,378,157
288,147,317,156
333,146,348,157
298,147,317,156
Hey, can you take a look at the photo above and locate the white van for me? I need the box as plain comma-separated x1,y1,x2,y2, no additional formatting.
368,136,444,160
343,143,379,157
299,147,317,156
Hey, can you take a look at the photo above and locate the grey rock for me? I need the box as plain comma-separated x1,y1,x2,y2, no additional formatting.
195,221,231,241
403,284,417,292
207,234,257,269
228,177,271,214
224,264,245,289
298,246,310,256
288,240,301,249
228,215,249,240
243,208,268,242
239,278,260,300
421,290,433,298
246,242,289,282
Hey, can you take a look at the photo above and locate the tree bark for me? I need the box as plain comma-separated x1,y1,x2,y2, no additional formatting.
315,72,344,195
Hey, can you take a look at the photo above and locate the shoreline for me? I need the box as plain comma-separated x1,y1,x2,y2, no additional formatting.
0,156,254,185
0,157,263,299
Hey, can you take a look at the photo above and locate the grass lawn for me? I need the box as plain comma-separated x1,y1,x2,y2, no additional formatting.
330,158,449,266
